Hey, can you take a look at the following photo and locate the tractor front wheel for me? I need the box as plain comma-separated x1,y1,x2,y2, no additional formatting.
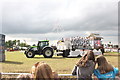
26,51,35,58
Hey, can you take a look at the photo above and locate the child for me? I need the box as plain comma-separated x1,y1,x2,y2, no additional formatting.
94,55,120,80
31,62,42,78
72,50,95,80
34,62,54,80
31,62,58,80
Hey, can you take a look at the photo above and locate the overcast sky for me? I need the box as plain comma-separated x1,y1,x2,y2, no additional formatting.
0,0,119,45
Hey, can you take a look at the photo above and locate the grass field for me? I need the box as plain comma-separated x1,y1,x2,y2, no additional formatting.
0,51,120,74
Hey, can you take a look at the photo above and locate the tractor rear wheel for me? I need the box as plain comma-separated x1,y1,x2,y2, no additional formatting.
43,48,53,58
26,51,35,58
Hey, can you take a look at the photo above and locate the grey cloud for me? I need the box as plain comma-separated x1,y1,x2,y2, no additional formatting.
2,0,118,34
2,0,118,45
2,0,60,34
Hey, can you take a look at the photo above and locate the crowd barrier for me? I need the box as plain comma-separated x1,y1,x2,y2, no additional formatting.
1,73,120,79
1,73,76,77
105,48,119,53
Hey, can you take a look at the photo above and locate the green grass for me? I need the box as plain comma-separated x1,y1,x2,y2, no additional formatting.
0,51,119,74
1,51,80,74
105,52,119,54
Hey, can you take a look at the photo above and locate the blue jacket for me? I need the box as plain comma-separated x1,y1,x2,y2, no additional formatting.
94,67,119,80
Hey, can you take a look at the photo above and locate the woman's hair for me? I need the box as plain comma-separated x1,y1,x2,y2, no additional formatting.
76,50,95,67
34,62,54,80
17,74,32,80
96,55,113,74
31,62,44,74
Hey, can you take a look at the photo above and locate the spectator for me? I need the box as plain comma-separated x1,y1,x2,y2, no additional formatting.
72,50,95,80
31,62,43,78
93,55,120,80
17,74,32,80
100,45,105,55
32,62,58,80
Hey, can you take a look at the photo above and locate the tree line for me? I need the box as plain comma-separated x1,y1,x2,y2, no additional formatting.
5,40,30,48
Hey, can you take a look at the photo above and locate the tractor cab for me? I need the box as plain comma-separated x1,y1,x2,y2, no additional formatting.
38,40,49,49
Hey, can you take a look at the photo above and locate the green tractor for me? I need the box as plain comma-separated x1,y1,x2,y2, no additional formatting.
24,40,54,58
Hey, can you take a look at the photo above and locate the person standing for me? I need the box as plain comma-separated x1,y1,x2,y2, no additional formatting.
100,45,105,55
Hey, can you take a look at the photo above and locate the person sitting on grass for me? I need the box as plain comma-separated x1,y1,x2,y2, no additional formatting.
93,55,120,80
72,50,95,80
31,62,58,80
17,74,32,80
